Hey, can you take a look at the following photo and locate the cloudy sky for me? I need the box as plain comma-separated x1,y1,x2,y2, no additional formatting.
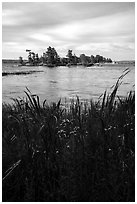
2,2,135,60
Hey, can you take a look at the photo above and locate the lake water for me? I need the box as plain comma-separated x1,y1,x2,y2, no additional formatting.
2,62,135,104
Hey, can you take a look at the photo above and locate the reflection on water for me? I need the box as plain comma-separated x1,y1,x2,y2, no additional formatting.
2,64,135,104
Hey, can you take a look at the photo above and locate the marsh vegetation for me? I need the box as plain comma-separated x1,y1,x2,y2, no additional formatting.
2,72,135,201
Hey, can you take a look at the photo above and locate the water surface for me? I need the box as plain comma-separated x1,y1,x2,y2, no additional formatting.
2,63,135,104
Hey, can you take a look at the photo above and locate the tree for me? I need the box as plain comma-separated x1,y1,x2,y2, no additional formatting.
91,55,95,64
46,46,60,65
19,56,23,65
42,52,47,63
103,57,106,62
80,54,88,65
106,58,112,63
99,56,103,62
73,54,79,65
32,52,35,64
95,55,100,63
46,46,53,64
35,54,39,64
108,58,112,63
66,50,73,63
28,52,33,64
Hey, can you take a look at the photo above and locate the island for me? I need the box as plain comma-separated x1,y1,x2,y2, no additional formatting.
19,46,113,67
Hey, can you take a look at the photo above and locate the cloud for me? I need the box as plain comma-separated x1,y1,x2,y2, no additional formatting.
2,2,135,60
2,2,134,29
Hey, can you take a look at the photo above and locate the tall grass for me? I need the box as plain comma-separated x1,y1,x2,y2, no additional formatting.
2,71,135,201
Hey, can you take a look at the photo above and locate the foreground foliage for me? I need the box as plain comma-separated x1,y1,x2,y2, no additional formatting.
2,73,135,202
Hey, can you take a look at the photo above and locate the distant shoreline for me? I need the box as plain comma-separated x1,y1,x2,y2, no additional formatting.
2,59,135,64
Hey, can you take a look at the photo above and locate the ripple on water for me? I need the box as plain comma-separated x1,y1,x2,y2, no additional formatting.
50,80,58,83
2,64,135,104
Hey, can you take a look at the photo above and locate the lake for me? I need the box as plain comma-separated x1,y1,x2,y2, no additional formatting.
2,62,135,104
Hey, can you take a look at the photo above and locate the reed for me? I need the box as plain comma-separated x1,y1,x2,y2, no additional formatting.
2,73,135,202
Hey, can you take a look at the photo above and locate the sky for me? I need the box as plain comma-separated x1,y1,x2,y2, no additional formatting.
2,2,135,61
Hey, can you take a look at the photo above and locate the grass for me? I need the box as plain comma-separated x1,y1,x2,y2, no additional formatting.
2,71,135,201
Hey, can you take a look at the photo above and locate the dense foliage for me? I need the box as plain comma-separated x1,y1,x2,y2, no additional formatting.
2,73,134,202
19,46,112,66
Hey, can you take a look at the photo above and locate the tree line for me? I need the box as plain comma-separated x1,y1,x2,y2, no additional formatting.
19,46,112,66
